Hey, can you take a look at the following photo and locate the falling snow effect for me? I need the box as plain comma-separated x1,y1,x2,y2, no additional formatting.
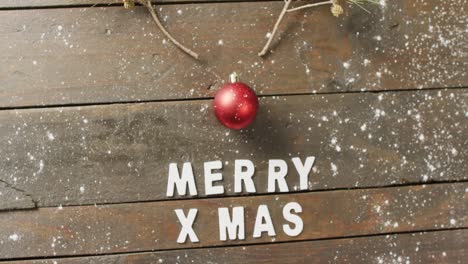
0,0,465,262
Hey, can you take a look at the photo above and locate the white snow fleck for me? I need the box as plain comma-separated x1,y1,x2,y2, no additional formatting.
330,162,338,176
47,131,55,141
451,148,458,156
374,109,385,118
79,186,85,193
37,160,44,174
374,205,381,213
450,219,457,225
9,234,19,241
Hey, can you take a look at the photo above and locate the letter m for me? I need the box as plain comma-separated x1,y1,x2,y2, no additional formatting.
166,162,198,197
218,207,245,241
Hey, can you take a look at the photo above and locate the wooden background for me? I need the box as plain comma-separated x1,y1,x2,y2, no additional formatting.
0,0,466,263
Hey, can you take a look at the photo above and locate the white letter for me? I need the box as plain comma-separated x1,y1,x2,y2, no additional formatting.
234,159,256,193
167,163,197,197
282,202,303,237
174,209,199,243
292,156,316,190
204,160,224,195
218,207,245,241
253,205,276,238
268,159,289,192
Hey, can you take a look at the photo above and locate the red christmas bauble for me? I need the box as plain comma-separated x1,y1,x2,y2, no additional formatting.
214,75,258,130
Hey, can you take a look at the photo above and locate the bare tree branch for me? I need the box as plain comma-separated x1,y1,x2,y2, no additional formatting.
258,0,293,57
258,0,338,57
138,0,199,59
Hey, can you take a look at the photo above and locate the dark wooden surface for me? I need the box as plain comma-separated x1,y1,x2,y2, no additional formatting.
0,0,247,8
0,183,466,259
1,0,466,108
0,0,467,262
4,229,466,264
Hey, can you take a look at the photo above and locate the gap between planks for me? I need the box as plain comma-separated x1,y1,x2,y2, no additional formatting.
2,179,465,212
0,228,465,263
0,85,466,112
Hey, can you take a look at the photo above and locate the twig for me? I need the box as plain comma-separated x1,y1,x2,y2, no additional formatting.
138,0,199,59
348,0,371,13
287,0,333,13
258,0,337,57
258,0,293,57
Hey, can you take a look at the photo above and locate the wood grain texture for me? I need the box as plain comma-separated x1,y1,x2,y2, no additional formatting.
0,183,466,259
5,229,467,264
0,89,466,210
0,0,113,8
1,0,466,107
0,0,242,9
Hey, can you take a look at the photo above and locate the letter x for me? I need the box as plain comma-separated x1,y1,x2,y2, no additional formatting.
174,208,199,243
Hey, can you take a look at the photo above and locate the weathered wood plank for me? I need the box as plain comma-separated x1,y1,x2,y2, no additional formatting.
1,0,466,107
0,89,466,210
0,0,113,8
0,0,242,9
5,229,467,264
0,183,466,259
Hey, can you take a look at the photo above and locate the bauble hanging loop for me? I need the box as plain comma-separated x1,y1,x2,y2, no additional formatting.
213,73,259,130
